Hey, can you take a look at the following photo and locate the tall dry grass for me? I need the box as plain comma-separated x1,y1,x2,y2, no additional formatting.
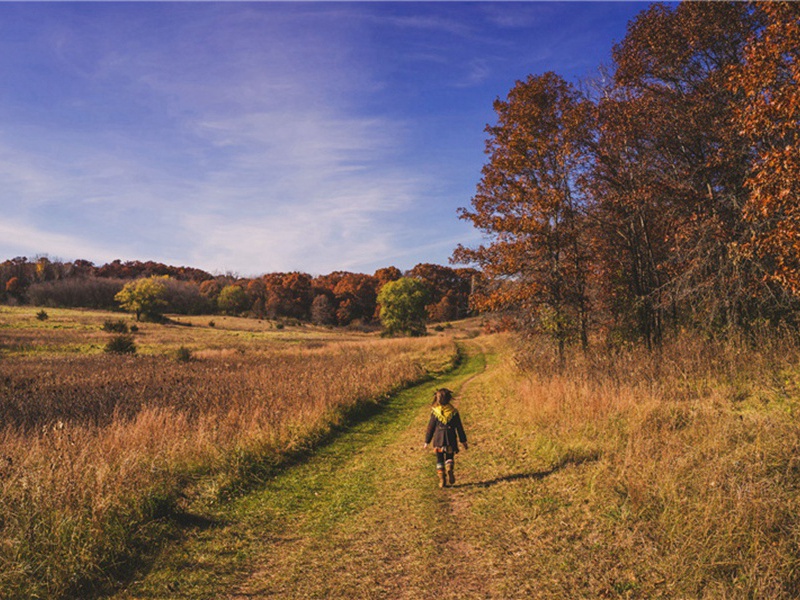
0,336,457,598
504,331,800,597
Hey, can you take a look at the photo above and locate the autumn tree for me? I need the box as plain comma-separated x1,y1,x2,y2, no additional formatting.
600,2,765,336
4,277,20,302
310,293,336,326
281,272,314,320
332,273,378,325
217,284,248,315
374,266,402,289
407,263,472,322
199,279,222,300
377,277,430,336
115,276,169,321
590,89,675,345
244,279,266,317
454,72,594,353
731,2,800,300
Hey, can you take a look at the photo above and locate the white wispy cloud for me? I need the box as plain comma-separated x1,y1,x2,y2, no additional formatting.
0,4,444,274
5,2,607,274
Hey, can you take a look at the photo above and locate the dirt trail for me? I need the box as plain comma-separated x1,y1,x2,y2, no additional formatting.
113,340,502,599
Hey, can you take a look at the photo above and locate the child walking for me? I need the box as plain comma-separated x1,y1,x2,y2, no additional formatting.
424,388,468,488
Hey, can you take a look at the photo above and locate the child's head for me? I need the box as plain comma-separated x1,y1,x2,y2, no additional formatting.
433,388,453,406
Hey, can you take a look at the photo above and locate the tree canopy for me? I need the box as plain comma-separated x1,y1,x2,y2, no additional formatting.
377,277,430,337
455,2,800,346
114,276,168,321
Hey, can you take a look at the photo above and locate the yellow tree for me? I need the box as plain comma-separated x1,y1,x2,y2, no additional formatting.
454,72,594,353
114,276,168,321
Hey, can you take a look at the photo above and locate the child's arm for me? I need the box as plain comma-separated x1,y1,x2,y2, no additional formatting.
454,413,468,446
424,412,436,446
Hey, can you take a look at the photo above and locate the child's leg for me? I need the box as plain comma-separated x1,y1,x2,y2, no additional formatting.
445,451,455,484
436,451,447,488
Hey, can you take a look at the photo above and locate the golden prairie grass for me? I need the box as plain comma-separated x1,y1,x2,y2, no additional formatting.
0,306,369,358
0,308,458,599
492,331,800,598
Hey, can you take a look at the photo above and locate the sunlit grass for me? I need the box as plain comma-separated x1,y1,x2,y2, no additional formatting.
0,307,458,599
474,332,800,598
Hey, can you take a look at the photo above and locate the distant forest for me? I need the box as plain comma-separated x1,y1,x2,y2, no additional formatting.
0,256,477,327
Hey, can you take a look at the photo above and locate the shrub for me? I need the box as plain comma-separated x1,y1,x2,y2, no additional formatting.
104,335,136,355
208,320,216,328
175,346,193,362
35,310,48,321
102,319,129,333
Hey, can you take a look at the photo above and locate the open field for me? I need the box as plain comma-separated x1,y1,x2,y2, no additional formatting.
0,306,390,358
113,332,800,600
4,305,800,599
0,307,460,598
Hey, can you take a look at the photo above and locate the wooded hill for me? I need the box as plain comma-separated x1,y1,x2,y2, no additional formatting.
0,256,476,327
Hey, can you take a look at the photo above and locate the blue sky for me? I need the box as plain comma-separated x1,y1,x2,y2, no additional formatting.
0,2,647,276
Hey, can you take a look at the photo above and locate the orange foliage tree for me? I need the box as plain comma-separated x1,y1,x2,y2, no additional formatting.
454,72,594,352
731,2,800,297
588,2,764,341
455,3,800,345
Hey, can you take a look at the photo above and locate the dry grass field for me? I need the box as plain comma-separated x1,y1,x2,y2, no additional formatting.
108,331,800,600
4,305,800,599
465,331,800,598
0,307,459,599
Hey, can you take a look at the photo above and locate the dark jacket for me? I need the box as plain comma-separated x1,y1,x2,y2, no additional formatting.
425,405,467,452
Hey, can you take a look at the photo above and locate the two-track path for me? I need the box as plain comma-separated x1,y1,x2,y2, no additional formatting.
112,337,605,599
113,340,497,599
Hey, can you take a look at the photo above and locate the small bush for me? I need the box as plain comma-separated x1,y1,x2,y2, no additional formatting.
208,320,215,328
175,346,193,362
104,335,136,355
102,319,129,333
36,310,49,321
130,324,139,333
275,322,285,330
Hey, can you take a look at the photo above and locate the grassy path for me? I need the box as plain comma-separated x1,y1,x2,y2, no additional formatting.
113,340,493,599
110,335,627,599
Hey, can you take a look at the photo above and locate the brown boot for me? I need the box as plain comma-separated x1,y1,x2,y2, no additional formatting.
446,461,455,485
437,468,447,488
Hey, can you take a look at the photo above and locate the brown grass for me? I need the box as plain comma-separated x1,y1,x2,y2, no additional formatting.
494,331,800,598
0,308,458,598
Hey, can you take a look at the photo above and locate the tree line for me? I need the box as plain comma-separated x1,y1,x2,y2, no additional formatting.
0,255,476,327
454,2,800,349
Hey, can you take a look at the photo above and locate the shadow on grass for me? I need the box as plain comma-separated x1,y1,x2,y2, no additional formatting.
457,453,600,489
69,509,226,600
172,509,223,530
